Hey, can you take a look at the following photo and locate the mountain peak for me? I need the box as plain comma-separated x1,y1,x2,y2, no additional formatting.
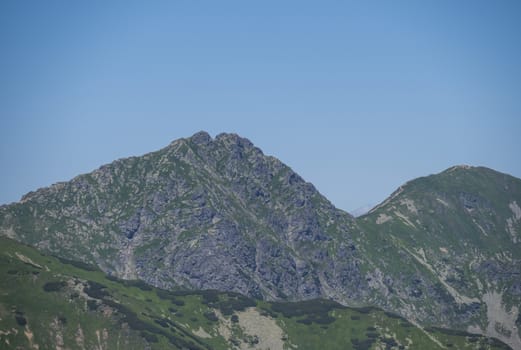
1,130,353,300
184,131,256,152
215,132,254,148
450,164,474,170
443,164,477,174
189,130,213,145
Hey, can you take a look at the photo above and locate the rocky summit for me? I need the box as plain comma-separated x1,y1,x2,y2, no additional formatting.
1,131,520,348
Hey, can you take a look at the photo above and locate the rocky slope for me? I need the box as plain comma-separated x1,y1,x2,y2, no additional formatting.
0,132,520,348
0,131,362,302
357,165,521,349
0,236,511,350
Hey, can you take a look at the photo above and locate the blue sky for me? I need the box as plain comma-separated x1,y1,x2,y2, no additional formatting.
1,1,520,212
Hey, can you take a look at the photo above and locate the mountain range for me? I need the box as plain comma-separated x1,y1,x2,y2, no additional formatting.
1,131,520,349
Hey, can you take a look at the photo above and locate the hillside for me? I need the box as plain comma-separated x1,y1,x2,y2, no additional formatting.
0,236,511,350
357,165,521,348
0,132,520,348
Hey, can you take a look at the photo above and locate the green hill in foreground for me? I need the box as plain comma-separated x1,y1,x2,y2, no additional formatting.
0,237,510,350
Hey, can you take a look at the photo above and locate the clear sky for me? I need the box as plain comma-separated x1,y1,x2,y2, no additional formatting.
1,1,520,212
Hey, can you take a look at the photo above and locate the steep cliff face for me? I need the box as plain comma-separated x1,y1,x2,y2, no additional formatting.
1,132,520,348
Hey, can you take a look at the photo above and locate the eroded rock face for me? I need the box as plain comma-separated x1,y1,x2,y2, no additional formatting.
0,131,362,303
1,132,521,347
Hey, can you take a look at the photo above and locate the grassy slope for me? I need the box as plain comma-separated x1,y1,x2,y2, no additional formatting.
0,237,511,350
353,166,521,350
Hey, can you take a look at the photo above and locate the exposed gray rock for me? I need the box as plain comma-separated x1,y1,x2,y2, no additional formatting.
1,131,521,347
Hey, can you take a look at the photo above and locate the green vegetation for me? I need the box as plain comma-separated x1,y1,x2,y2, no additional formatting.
1,134,520,349
0,237,511,349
